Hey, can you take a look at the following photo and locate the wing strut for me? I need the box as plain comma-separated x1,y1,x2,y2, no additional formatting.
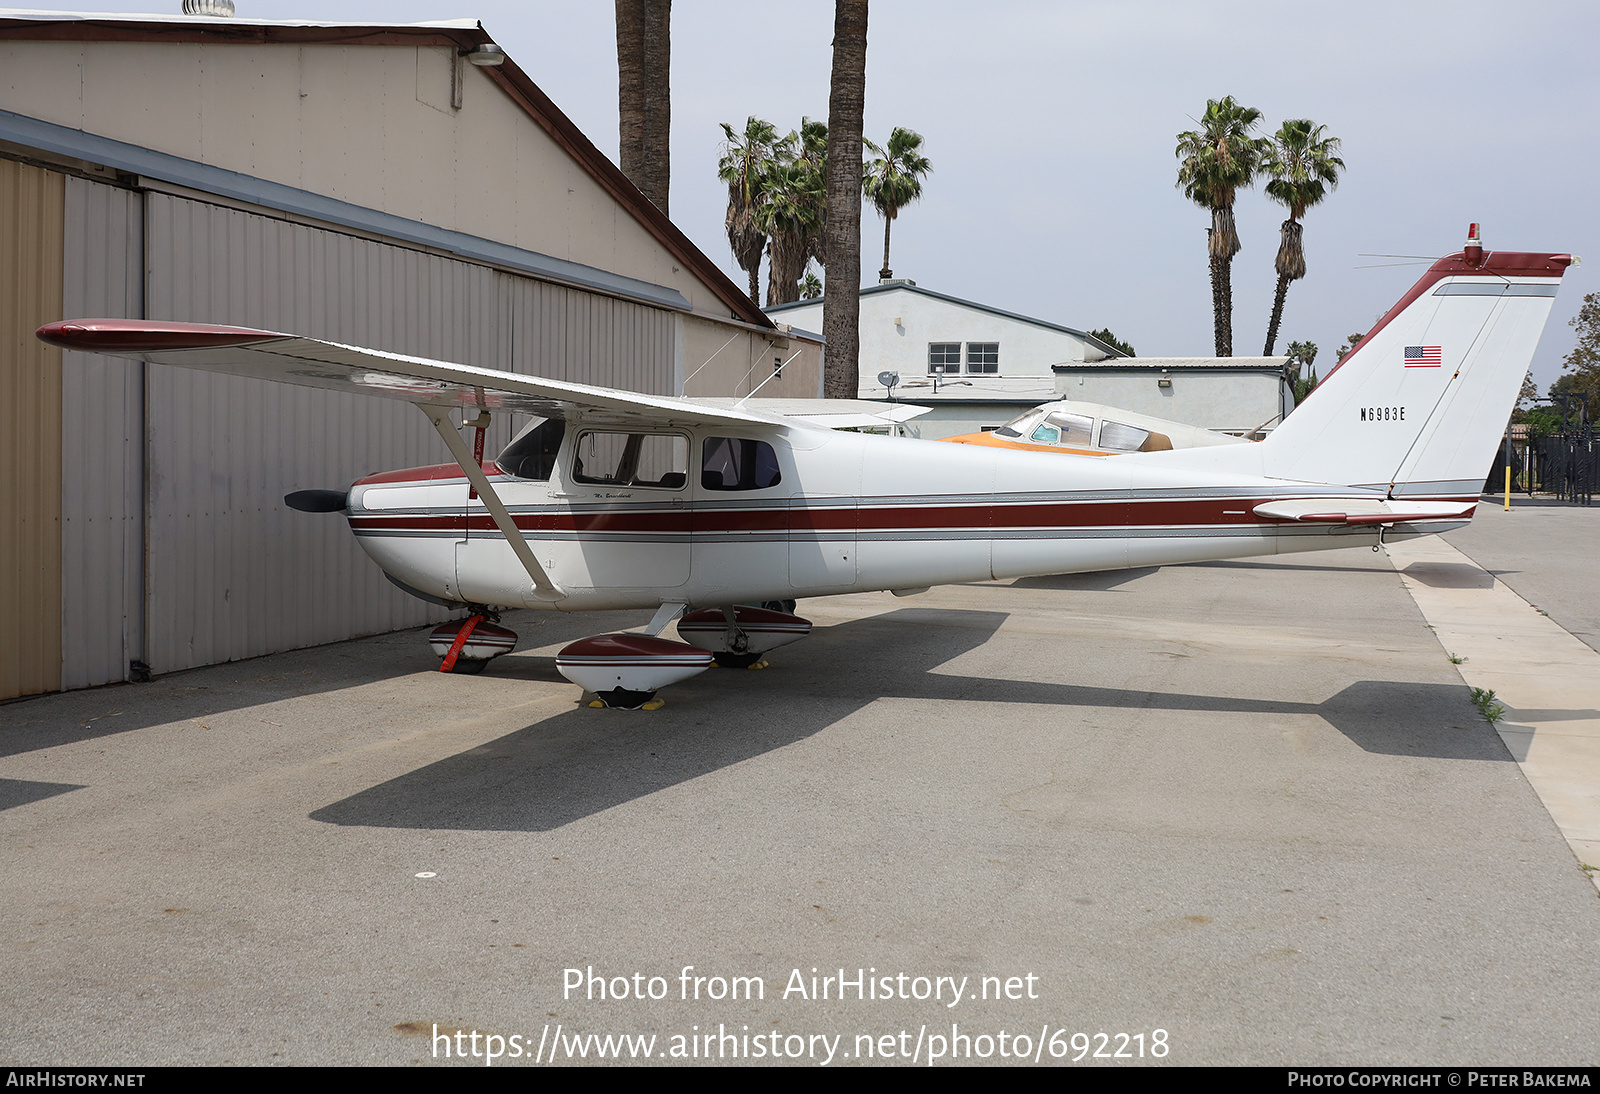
421,405,564,603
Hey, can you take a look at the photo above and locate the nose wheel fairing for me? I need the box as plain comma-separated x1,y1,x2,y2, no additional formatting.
428,615,518,673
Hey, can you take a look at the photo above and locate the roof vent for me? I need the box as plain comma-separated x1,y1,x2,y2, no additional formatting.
183,0,236,16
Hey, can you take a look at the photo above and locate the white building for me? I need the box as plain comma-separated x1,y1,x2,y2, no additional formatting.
766,280,1124,439
768,280,1294,441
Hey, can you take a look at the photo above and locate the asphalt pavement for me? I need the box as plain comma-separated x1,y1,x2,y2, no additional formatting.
3,529,1598,1066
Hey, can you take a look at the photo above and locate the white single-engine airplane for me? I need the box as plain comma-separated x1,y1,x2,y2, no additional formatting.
38,228,1575,708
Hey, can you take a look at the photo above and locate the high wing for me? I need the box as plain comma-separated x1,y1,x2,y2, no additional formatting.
695,398,931,430
36,318,793,431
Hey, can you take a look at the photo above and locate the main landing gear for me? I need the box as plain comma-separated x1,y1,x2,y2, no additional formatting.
428,602,812,710
555,602,813,710
676,604,811,670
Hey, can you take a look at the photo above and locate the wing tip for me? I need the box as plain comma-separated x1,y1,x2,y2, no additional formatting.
36,319,281,353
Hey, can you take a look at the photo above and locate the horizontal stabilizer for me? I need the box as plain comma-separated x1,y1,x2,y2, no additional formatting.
1253,498,1475,525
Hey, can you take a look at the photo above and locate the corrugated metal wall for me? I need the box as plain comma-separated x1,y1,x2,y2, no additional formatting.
61,177,144,690
0,160,64,698
505,274,675,395
56,188,675,679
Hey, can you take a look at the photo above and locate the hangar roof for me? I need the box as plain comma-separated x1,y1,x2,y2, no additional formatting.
0,9,773,329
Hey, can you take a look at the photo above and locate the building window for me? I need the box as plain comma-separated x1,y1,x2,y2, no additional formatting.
966,342,999,374
928,343,961,374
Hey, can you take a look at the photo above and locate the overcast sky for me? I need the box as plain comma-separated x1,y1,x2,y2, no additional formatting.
28,1,1600,389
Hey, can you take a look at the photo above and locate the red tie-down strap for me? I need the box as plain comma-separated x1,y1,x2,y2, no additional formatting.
439,613,485,672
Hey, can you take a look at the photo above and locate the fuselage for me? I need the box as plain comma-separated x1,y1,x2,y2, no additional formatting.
347,423,1468,613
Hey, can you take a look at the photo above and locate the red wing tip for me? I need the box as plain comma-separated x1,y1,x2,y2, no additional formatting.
36,319,282,353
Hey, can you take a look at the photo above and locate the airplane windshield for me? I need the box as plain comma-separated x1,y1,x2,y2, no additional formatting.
498,418,566,480
994,409,1043,439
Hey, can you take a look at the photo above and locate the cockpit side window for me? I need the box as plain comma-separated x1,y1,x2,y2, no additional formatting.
1038,412,1094,447
702,437,782,491
572,431,689,489
497,417,566,481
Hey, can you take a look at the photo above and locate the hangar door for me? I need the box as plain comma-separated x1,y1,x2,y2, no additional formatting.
60,182,675,684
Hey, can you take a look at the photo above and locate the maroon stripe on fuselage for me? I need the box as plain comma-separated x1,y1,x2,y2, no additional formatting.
349,495,1466,535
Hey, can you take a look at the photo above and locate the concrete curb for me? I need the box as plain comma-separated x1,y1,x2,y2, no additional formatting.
1388,535,1600,895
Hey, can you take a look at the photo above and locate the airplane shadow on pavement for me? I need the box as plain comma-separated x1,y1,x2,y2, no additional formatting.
310,607,1550,833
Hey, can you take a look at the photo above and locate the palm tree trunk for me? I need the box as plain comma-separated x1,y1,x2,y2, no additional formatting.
767,228,807,307
748,266,759,305
822,0,867,399
615,0,671,214
1208,249,1226,357
1264,218,1303,355
1264,273,1291,356
1217,257,1233,357
880,215,892,280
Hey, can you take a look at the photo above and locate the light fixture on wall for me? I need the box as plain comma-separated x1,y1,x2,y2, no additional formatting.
1157,376,1172,389
463,44,506,66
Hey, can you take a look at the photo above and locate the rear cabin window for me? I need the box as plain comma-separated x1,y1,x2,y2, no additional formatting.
572,431,688,489
702,437,782,491
1098,421,1152,452
497,418,566,481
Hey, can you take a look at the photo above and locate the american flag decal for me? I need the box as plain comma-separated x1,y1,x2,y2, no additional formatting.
1404,345,1442,368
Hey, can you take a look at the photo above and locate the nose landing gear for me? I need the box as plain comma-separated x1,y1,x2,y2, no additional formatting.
428,612,518,674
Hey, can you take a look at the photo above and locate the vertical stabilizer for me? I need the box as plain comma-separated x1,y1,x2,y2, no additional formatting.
1261,236,1573,498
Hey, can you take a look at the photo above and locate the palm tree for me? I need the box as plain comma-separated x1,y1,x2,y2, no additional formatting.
718,116,779,304
1176,97,1269,356
1286,339,1319,404
863,127,930,281
615,0,671,213
822,0,868,399
793,117,829,271
759,152,826,306
1262,120,1343,355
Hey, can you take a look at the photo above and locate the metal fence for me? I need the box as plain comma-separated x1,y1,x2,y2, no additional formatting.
1490,429,1597,504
